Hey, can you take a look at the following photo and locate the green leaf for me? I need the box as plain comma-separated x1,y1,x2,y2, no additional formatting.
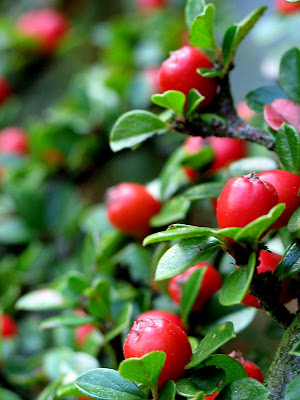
235,204,286,244
182,146,214,169
183,182,225,200
152,91,186,115
56,383,83,398
144,224,239,246
181,267,206,325
280,48,300,103
219,253,256,306
276,124,300,175
285,376,300,400
16,289,70,311
290,342,300,356
274,240,300,280
197,68,225,78
185,0,206,28
160,380,176,400
187,89,205,116
203,355,247,389
245,86,288,115
288,206,300,238
0,217,34,244
87,279,111,320
105,302,133,342
229,157,279,177
222,25,238,68
110,110,168,152
177,367,224,397
40,314,96,330
216,378,269,400
119,351,166,389
154,237,220,281
37,375,65,400
60,271,90,300
75,368,145,400
186,322,236,369
0,389,22,400
150,196,191,227
189,4,217,50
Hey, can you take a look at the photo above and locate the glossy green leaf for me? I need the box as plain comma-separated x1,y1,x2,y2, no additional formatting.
288,206,300,238
105,302,133,342
276,124,300,175
182,146,214,169
235,203,286,244
189,4,217,50
216,378,269,400
40,314,96,330
154,237,220,281
16,289,70,311
245,86,288,115
280,48,300,103
187,89,205,116
185,0,206,28
285,376,300,400
290,342,300,356
181,267,206,325
110,110,168,152
152,91,186,115
187,322,235,369
222,25,238,68
119,351,166,389
183,181,225,200
75,368,145,400
177,367,224,397
274,240,300,280
150,196,191,227
87,279,111,320
219,253,256,306
160,380,176,400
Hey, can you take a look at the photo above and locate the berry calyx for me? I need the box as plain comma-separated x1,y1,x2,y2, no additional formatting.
216,173,279,229
229,351,264,383
16,9,70,54
275,0,300,14
106,182,161,237
168,262,222,311
0,77,11,105
0,127,29,156
135,310,187,333
258,170,300,229
0,313,17,339
124,318,192,388
159,46,218,108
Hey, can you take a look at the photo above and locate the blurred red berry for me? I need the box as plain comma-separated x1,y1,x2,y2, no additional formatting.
75,310,96,347
229,351,264,383
144,66,161,93
0,77,11,105
137,0,167,13
0,127,29,156
275,0,300,14
205,393,219,400
0,313,17,339
236,101,256,123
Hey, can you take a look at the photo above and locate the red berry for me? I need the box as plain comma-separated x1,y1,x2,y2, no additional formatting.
205,394,219,400
0,77,11,105
124,318,192,388
106,183,161,237
168,262,222,311
159,46,218,108
236,101,256,123
16,9,69,54
216,173,278,229
0,127,29,156
0,313,17,339
275,0,300,14
229,351,264,383
135,310,187,333
137,0,167,13
242,250,293,309
74,310,96,347
257,170,300,229
144,66,161,93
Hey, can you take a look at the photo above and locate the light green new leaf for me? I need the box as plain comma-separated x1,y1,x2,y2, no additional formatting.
185,0,206,28
152,91,186,115
189,4,217,50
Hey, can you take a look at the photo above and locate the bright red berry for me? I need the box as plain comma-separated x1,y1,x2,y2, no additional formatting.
275,0,300,14
0,127,29,156
16,9,69,54
258,170,300,229
242,250,293,309
137,0,167,13
159,46,218,108
74,310,96,347
216,173,278,229
205,393,219,400
229,351,264,383
0,313,17,339
106,182,161,237
124,318,192,388
135,310,187,333
0,77,11,105
168,262,222,311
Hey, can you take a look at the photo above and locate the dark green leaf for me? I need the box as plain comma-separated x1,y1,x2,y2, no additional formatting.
216,378,269,400
40,314,96,330
219,253,256,306
152,91,186,115
154,237,220,281
235,204,286,244
16,289,70,311
105,302,133,342
87,279,111,320
222,25,238,68
276,124,300,174
177,367,224,397
60,271,89,300
187,322,235,369
75,368,145,400
160,380,176,400
280,48,300,103
288,206,300,238
245,86,288,115
189,4,217,50
181,267,206,325
182,146,214,169
285,376,300,400
185,0,206,28
183,182,225,200
290,342,300,356
274,240,300,280
110,110,168,152
119,351,166,389
150,197,191,227
187,89,205,116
